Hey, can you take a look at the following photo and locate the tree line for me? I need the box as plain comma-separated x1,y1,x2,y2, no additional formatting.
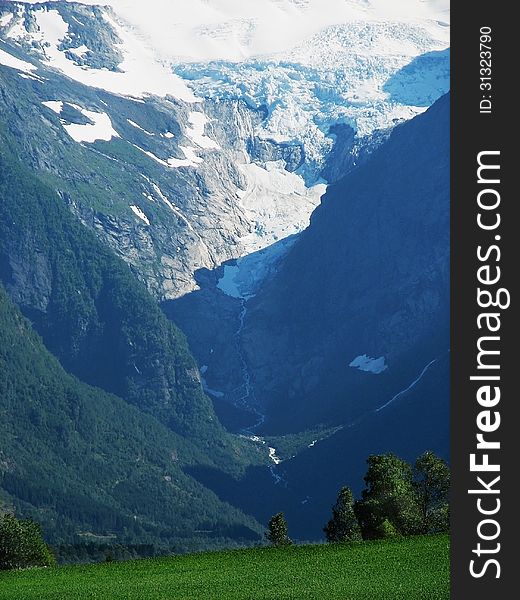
266,451,450,546
0,451,448,569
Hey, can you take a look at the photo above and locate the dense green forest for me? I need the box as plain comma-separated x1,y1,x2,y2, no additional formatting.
0,283,262,558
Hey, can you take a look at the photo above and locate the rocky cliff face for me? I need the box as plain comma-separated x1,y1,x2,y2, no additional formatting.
0,5,244,300
0,1,321,302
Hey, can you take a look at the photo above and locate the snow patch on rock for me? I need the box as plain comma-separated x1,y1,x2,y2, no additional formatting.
150,182,194,230
167,146,204,168
4,13,26,40
127,119,154,136
7,7,197,101
68,44,89,58
132,144,202,169
18,71,45,82
63,108,119,143
42,100,118,142
349,354,388,374
130,205,150,225
0,13,13,27
0,46,36,73
187,111,220,149
41,100,63,113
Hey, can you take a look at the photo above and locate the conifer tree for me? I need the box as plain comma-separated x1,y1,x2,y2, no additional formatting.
265,512,292,547
324,486,362,543
413,451,450,533
354,453,421,539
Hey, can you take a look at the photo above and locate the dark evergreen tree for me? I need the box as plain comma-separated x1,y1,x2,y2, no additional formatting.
324,486,361,543
265,513,292,547
354,454,421,540
413,451,450,533
0,514,55,570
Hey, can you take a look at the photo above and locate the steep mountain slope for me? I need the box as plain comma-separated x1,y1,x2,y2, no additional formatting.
244,93,449,434
188,352,449,541
0,283,262,556
0,0,327,302
0,2,250,301
0,0,450,549
0,1,448,436
0,127,247,460
0,117,267,553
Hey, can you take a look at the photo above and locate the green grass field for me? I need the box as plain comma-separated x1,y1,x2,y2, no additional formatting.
0,535,449,600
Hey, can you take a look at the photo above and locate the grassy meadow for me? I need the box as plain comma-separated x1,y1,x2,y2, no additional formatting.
0,534,449,600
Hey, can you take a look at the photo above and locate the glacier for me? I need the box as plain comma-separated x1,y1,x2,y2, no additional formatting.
191,19,449,297
1,0,450,300
174,20,450,182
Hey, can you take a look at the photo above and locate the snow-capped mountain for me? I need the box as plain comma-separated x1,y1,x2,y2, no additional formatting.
1,0,449,299
0,0,450,548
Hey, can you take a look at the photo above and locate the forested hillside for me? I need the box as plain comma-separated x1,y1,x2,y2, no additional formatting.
0,127,264,557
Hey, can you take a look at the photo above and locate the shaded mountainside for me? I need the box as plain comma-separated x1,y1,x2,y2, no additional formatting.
244,93,450,434
188,352,449,541
185,96,450,541
0,125,265,552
